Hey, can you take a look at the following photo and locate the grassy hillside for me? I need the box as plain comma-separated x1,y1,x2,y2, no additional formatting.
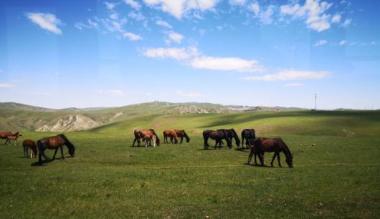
0,102,236,131
0,110,379,218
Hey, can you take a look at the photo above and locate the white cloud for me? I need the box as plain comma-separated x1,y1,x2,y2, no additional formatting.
156,20,172,29
176,90,203,98
143,47,263,72
0,83,15,88
259,6,274,24
123,32,142,41
128,11,146,21
332,14,341,23
229,0,246,6
124,0,141,10
342,18,351,27
26,12,62,34
339,40,347,46
248,2,260,16
105,2,116,10
248,3,274,25
166,31,184,44
314,39,328,47
244,70,329,81
143,47,199,60
190,56,262,72
143,0,218,19
280,0,338,32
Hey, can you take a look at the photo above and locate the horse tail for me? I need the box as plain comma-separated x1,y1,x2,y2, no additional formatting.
183,130,190,142
58,134,75,156
203,130,210,147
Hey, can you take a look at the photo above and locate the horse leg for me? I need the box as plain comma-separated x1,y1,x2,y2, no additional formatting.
203,136,209,148
247,148,255,165
60,146,65,159
23,145,27,158
271,153,277,167
259,153,264,166
214,139,219,149
277,152,282,168
180,137,183,144
38,150,43,164
53,148,58,160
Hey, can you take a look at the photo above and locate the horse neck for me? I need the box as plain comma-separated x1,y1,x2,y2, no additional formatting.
59,134,74,150
183,131,189,141
231,130,240,143
281,142,292,159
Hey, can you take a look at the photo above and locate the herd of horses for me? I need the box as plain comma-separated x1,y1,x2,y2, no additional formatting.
0,128,293,168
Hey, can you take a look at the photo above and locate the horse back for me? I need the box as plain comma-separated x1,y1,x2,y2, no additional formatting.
0,131,13,138
23,139,36,147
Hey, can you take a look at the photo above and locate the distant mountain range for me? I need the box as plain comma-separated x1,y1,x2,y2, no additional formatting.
0,101,306,132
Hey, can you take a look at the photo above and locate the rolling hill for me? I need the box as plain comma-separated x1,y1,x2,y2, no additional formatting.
0,101,306,132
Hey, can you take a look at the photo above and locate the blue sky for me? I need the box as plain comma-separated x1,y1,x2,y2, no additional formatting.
0,0,379,109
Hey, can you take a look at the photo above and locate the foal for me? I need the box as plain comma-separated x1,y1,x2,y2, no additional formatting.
22,139,37,158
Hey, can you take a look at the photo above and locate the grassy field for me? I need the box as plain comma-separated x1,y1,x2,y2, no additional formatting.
1,110,380,218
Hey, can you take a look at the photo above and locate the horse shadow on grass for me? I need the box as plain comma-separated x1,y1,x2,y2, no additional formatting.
31,156,72,166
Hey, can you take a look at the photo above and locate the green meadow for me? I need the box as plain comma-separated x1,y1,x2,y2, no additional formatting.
1,110,380,218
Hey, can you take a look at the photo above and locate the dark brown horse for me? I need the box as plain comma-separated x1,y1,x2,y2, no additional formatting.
241,129,256,148
163,129,190,144
0,131,21,144
247,137,293,168
203,129,240,149
22,139,37,158
132,129,160,147
37,134,75,164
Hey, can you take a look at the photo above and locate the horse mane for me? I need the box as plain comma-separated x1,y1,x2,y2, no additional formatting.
58,134,75,154
182,130,190,142
231,129,240,145
279,138,292,159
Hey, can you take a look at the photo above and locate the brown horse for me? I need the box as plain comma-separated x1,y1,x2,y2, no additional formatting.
163,129,190,144
203,129,240,149
0,131,21,144
132,129,160,147
241,129,256,149
22,139,37,158
37,134,75,164
6,132,22,145
247,137,293,168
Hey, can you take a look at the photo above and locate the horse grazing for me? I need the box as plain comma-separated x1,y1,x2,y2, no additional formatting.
132,129,160,147
247,137,293,168
22,139,37,158
6,132,22,145
203,129,240,149
163,129,190,144
37,134,75,164
241,129,256,148
0,131,21,144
